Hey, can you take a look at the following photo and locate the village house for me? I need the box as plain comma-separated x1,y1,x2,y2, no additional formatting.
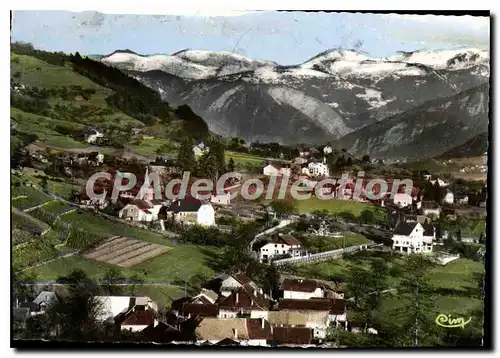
162,197,215,227
257,234,303,263
218,285,270,319
84,128,105,144
393,192,412,208
118,199,164,222
193,317,273,346
456,194,469,205
276,298,347,330
294,156,308,165
421,201,441,217
280,279,325,300
29,291,59,315
210,191,231,206
392,220,435,254
299,147,312,158
304,160,330,178
270,326,315,347
323,145,333,155
219,272,263,298
429,176,450,187
192,142,209,158
267,309,329,340
263,162,292,177
95,296,159,331
443,190,454,204
149,157,178,175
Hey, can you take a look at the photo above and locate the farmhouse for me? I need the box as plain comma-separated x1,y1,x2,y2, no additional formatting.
193,317,272,346
263,163,291,177
218,285,270,319
219,272,263,297
280,279,325,300
392,220,435,254
276,298,347,328
421,201,441,217
323,145,333,155
443,190,454,204
95,296,159,330
84,128,105,144
306,161,330,178
393,193,412,208
31,291,59,315
192,142,209,158
118,199,163,222
163,197,215,226
210,191,231,206
257,234,303,263
149,157,178,175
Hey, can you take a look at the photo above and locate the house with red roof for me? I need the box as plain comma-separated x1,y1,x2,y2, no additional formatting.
280,279,325,300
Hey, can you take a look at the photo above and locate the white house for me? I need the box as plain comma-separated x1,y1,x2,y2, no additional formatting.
280,279,325,300
294,156,308,165
263,163,291,177
84,128,104,144
119,199,163,222
258,234,303,263
393,193,412,208
392,220,435,254
210,192,231,206
164,197,215,226
95,296,158,326
307,161,330,178
299,148,311,158
421,201,441,217
443,191,454,204
323,145,333,155
429,177,450,187
456,195,469,204
220,273,263,297
192,142,209,158
191,289,219,304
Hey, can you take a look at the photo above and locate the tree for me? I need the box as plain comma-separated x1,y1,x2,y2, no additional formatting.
270,199,297,217
101,267,125,295
227,157,235,173
177,138,196,173
210,139,226,176
390,255,438,347
40,177,49,192
362,155,371,163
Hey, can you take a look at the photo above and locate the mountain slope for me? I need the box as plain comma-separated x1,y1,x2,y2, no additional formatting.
437,132,488,159
335,83,489,160
103,47,489,146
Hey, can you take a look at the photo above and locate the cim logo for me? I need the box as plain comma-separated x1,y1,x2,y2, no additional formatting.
435,314,472,329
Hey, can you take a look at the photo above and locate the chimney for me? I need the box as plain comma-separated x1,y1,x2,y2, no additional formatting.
261,318,265,329
236,292,239,303
233,328,238,339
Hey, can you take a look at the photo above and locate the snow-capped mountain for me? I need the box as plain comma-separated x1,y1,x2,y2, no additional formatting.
101,49,275,80
101,47,489,154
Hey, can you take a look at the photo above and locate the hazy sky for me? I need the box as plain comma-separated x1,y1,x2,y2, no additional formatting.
11,11,489,65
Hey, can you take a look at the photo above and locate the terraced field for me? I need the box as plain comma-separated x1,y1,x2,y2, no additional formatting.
84,236,171,268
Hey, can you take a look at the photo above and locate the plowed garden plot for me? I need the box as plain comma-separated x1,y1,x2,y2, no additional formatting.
84,236,171,268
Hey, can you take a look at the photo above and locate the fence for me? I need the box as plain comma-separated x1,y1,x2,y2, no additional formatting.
272,241,376,266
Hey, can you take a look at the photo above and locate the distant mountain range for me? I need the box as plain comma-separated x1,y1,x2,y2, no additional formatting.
100,47,490,158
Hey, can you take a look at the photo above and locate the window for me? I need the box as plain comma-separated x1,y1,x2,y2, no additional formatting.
274,244,277,248
281,244,284,248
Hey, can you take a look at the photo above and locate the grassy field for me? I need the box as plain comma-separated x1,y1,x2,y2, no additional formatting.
226,151,266,171
295,197,385,218
11,53,104,90
26,244,218,284
126,136,177,157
